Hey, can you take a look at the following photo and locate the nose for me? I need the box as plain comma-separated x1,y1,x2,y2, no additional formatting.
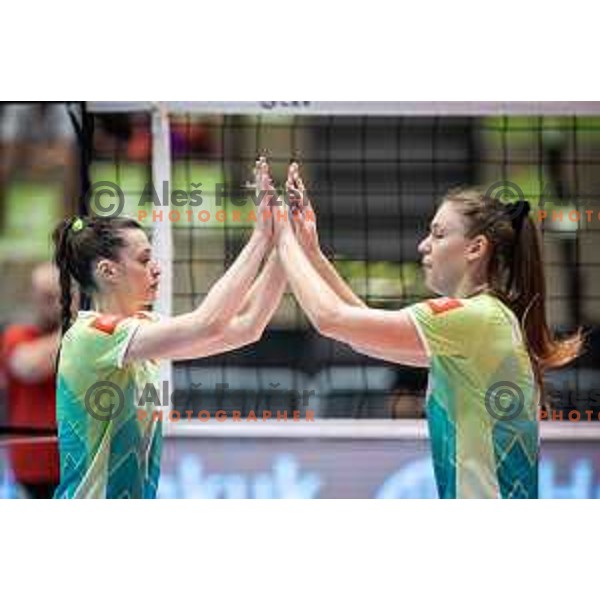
418,234,431,256
151,260,161,277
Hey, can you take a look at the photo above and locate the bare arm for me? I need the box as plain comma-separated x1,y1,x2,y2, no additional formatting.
303,236,403,362
167,249,287,360
7,332,60,383
305,248,366,309
277,227,428,368
306,255,415,362
222,250,287,344
125,159,279,363
286,164,420,362
126,224,272,363
288,165,365,309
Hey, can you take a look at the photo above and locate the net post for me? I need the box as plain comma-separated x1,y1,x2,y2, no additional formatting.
150,103,174,423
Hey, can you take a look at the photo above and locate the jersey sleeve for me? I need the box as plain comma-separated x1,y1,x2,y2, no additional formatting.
406,298,481,359
75,315,143,374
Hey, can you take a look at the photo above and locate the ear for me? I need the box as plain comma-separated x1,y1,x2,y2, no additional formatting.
466,234,489,262
96,259,117,283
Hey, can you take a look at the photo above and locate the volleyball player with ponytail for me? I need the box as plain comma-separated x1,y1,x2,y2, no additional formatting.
52,159,287,499
278,169,582,499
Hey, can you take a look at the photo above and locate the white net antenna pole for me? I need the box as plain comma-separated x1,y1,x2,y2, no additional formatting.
150,103,174,423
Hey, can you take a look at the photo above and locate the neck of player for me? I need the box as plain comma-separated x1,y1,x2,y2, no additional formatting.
93,293,141,318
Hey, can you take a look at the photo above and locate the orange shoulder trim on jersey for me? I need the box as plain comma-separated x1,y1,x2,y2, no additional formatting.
426,298,464,315
91,315,124,335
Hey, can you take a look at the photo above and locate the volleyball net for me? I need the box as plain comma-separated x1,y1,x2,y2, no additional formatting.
3,102,600,498
76,102,600,425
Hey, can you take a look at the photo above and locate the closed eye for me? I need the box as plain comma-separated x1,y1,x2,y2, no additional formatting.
138,249,153,265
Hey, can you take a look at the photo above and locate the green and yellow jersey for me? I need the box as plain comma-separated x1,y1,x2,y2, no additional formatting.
407,294,539,499
54,311,162,499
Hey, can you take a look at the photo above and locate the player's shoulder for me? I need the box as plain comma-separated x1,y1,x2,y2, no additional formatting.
70,311,122,336
64,311,160,346
422,297,467,316
66,311,141,342
82,310,157,329
416,294,498,320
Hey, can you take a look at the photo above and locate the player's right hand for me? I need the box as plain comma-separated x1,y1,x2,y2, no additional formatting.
287,161,320,255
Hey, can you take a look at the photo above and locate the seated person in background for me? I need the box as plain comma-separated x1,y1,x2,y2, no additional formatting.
388,367,428,419
0,263,62,498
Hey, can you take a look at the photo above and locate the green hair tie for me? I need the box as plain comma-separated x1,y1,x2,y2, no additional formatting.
71,217,85,233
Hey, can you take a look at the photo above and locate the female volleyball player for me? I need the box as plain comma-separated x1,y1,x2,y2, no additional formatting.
278,165,582,499
52,159,286,499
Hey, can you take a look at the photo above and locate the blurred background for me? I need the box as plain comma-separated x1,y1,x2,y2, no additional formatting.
2,101,600,498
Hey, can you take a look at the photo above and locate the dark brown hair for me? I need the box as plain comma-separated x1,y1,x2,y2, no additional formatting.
444,188,583,386
52,216,144,335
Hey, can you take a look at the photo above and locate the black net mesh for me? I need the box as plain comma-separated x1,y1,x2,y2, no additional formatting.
84,109,600,421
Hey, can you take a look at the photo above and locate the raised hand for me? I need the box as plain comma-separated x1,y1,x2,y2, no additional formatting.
286,161,320,255
254,156,276,240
